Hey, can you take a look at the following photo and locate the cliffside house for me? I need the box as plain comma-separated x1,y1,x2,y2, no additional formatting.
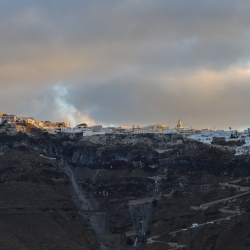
1,114,17,123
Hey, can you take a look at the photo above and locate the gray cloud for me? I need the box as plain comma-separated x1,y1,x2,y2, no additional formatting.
62,73,250,129
1,0,250,128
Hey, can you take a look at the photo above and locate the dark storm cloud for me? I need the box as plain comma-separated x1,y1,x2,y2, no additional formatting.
1,0,250,127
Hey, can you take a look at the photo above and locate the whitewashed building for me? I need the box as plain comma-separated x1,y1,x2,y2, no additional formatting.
188,133,213,144
235,137,250,156
18,117,36,125
141,124,169,132
55,127,85,134
83,130,105,136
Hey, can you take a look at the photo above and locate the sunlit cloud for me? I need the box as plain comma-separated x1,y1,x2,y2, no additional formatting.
53,85,95,127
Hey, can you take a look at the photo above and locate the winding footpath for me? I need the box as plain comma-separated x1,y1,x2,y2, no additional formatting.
192,191,250,210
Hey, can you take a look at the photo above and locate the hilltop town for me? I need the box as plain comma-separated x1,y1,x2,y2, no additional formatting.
1,112,250,156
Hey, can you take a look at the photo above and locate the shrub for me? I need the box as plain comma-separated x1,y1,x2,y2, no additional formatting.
126,238,133,245
152,199,158,207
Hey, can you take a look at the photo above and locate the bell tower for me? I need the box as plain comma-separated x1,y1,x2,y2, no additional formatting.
177,119,183,129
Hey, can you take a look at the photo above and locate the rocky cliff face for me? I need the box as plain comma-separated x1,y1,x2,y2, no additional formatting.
1,128,250,250
0,131,159,170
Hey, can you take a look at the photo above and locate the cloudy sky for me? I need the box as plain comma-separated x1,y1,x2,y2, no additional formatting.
1,0,250,129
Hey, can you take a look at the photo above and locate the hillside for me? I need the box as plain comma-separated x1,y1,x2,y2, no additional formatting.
0,128,250,249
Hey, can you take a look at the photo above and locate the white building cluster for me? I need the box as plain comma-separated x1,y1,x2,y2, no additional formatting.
36,116,250,156
81,124,170,136
0,112,68,132
186,126,250,156
123,124,169,134
2,110,250,156
188,129,241,144
235,137,250,156
162,119,250,156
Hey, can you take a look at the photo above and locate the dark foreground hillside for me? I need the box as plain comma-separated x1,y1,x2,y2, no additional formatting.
0,148,99,250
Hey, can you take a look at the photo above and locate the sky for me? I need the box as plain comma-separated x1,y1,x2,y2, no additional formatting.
1,0,250,129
